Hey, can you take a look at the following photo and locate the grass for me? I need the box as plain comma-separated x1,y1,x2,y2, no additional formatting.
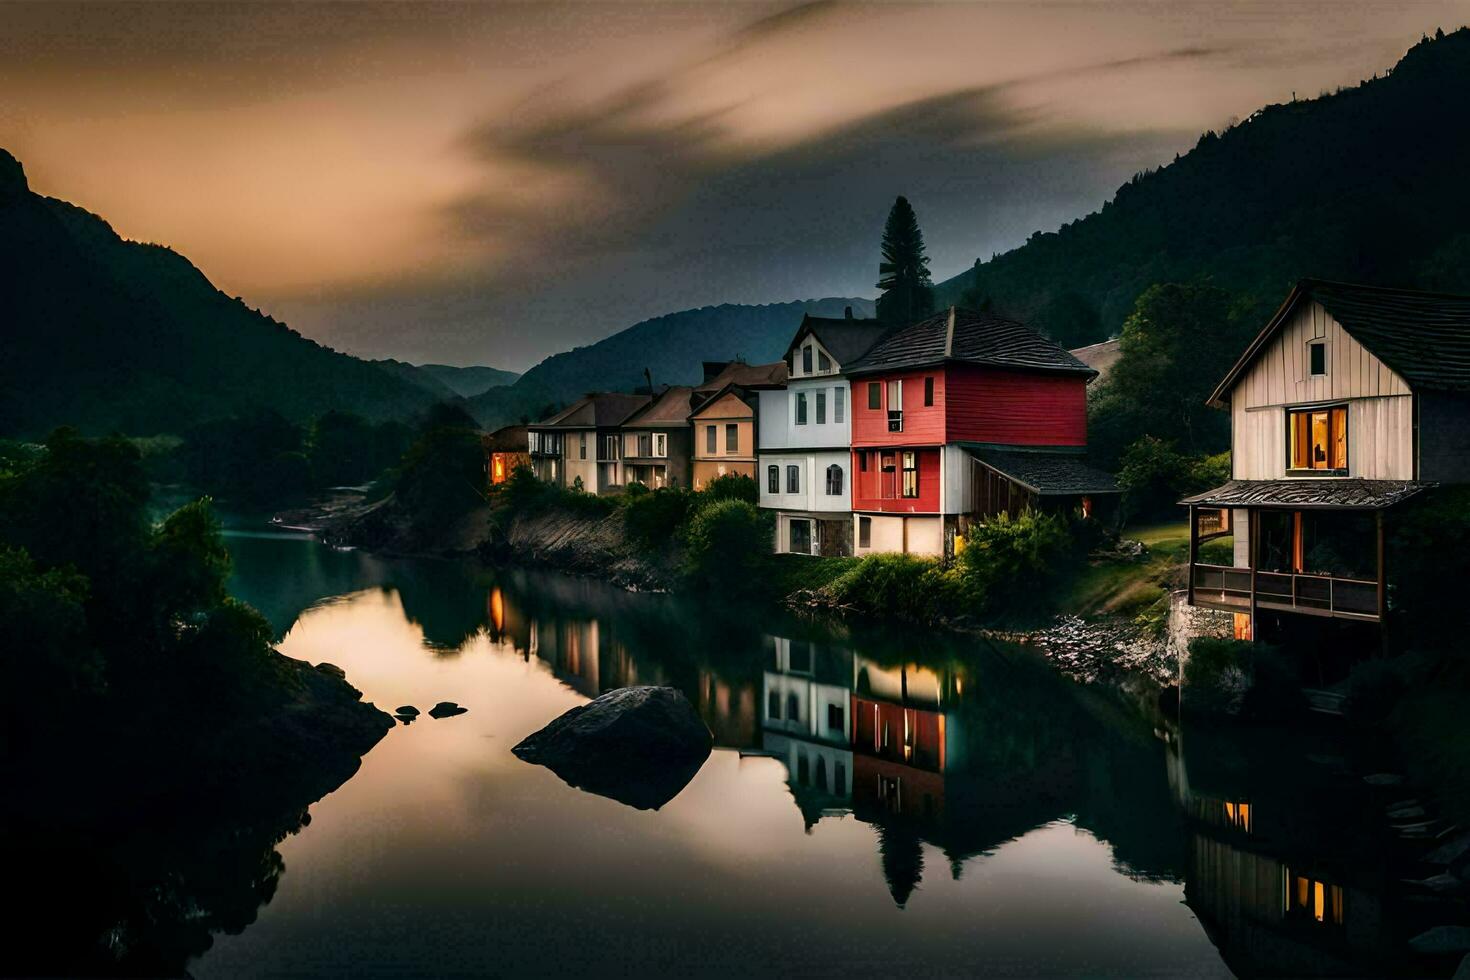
1055,519,1190,625
762,553,860,597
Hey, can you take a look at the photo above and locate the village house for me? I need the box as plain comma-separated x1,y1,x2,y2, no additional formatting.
758,310,890,556
483,424,530,487
687,360,787,490
844,307,1116,557
1183,280,1470,646
525,392,651,493
616,385,694,489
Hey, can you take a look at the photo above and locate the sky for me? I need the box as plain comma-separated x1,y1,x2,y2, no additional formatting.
2,1,1462,370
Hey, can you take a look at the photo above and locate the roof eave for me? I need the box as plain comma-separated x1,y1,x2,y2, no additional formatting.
1206,281,1312,409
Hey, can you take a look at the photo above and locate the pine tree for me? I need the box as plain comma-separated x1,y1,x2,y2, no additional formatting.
875,196,935,325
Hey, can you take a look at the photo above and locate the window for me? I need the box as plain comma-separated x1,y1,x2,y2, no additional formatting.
767,464,779,494
886,380,903,432
637,432,652,457
787,692,800,722
868,382,881,410
1309,341,1326,377
579,433,587,460
901,451,918,498
817,350,831,372
768,690,780,719
1288,405,1347,471
1223,800,1252,833
653,433,666,457
705,424,716,454
725,423,739,453
828,702,844,732
795,392,808,425
924,376,934,406
1286,872,1345,926
826,463,843,496
602,434,618,460
789,518,812,555
816,390,827,424
858,452,868,472
834,388,845,423
859,515,871,548
802,344,813,374
786,464,800,494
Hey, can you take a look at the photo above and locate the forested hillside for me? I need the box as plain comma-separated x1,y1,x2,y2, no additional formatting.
936,28,1470,349
0,149,439,437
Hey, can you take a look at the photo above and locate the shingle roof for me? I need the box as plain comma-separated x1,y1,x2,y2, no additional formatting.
968,449,1119,496
688,382,757,419
1180,479,1428,510
622,386,693,427
1209,279,1470,405
695,360,788,394
532,392,651,428
846,307,1095,377
482,424,528,452
1069,339,1122,385
786,315,893,369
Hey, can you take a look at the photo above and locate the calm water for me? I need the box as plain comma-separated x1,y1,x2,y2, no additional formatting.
147,532,1435,977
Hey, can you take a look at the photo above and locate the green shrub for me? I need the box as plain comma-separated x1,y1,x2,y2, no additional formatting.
826,553,967,622
623,486,694,550
701,473,758,505
1117,437,1229,521
394,425,487,528
682,499,771,591
498,464,555,513
957,510,1074,615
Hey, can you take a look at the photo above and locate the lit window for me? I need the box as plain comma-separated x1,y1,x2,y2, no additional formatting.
901,451,918,498
1286,872,1345,926
1224,800,1252,833
1288,405,1347,471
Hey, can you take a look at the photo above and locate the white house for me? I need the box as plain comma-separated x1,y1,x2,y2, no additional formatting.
758,310,890,556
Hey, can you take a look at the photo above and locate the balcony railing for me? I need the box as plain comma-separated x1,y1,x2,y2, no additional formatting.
1191,564,1380,621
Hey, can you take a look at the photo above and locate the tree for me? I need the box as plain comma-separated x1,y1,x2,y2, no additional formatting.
875,196,935,325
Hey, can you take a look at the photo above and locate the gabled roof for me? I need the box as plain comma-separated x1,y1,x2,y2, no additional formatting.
1069,339,1122,385
967,448,1119,496
784,314,893,369
1180,478,1428,510
482,424,528,453
845,307,1095,378
688,382,757,418
1208,279,1470,407
621,386,693,427
694,359,788,395
531,392,651,429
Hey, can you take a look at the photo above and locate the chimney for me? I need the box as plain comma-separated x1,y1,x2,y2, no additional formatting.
844,306,853,319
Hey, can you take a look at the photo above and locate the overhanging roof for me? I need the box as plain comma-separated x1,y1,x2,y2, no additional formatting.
1180,479,1428,510
967,448,1119,496
846,306,1096,378
1208,279,1470,407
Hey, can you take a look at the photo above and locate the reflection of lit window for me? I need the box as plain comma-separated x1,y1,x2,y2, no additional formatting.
490,588,505,634
1223,800,1252,833
1286,871,1345,925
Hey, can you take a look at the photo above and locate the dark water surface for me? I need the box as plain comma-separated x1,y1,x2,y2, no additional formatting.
163,533,1429,977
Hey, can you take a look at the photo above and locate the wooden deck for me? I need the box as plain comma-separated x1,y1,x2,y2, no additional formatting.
1191,564,1381,622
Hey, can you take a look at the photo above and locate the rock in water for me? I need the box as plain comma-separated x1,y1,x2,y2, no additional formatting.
395,705,420,717
428,701,467,719
512,686,713,811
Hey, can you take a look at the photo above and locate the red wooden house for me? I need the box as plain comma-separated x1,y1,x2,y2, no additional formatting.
845,307,1116,556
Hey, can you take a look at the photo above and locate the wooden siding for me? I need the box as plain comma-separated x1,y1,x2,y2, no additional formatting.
851,447,941,514
1230,299,1414,480
691,391,754,420
944,364,1089,447
851,369,946,447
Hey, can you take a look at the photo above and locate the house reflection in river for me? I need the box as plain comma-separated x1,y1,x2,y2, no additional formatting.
762,635,855,828
1170,725,1416,977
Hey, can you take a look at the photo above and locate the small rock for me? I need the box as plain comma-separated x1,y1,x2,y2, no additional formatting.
395,705,420,716
316,662,347,680
429,701,467,719
1410,926,1470,955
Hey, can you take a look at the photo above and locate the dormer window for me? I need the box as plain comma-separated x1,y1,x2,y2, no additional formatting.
817,350,831,373
802,344,813,374
1309,341,1327,377
1288,405,1347,472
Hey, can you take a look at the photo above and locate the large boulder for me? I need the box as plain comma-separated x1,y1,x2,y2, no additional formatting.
512,686,712,810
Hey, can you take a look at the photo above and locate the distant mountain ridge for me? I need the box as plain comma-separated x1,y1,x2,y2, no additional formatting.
933,28,1470,348
0,148,444,437
416,363,519,397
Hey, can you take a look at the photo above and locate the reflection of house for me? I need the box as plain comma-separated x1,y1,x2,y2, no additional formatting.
845,307,1109,557
618,386,694,489
483,425,530,486
761,635,854,827
758,311,889,556
689,361,787,490
1185,281,1470,640
526,392,652,493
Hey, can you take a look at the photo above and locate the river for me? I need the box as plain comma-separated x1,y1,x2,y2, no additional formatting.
161,531,1449,976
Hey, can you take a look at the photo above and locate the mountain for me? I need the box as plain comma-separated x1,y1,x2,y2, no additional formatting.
0,149,441,437
466,298,874,429
416,363,519,397
934,28,1470,349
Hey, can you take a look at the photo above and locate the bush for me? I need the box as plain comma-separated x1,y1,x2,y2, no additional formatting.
826,553,962,622
701,473,758,505
394,425,487,528
623,486,695,550
1117,437,1228,521
957,510,1074,615
682,499,771,592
